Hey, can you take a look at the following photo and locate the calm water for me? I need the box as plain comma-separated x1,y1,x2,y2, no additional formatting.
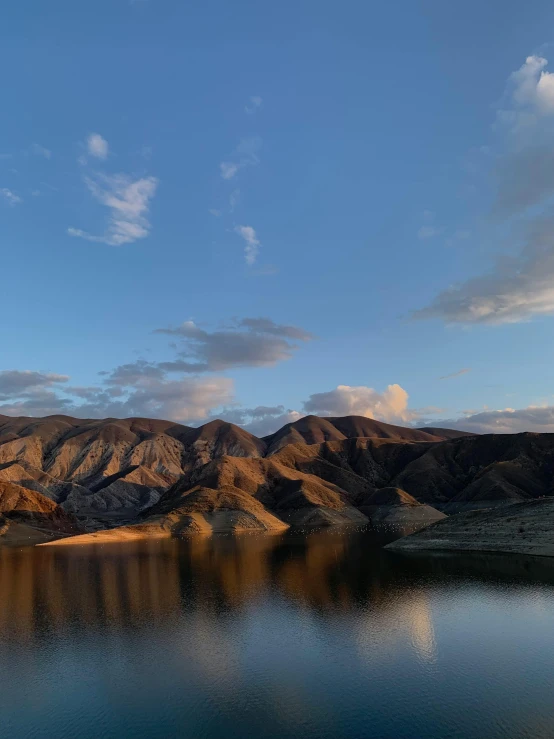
1,527,554,739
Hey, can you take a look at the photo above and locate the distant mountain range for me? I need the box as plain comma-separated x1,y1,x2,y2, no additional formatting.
0,412,552,545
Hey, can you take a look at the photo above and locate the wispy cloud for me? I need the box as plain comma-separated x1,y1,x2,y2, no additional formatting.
417,210,441,240
0,316,313,422
418,225,440,240
439,368,471,380
235,225,260,264
229,189,240,211
245,96,263,114
87,133,109,160
68,173,158,246
416,54,554,325
220,162,238,180
155,316,313,372
428,404,554,434
31,143,51,159
0,188,22,206
219,136,261,180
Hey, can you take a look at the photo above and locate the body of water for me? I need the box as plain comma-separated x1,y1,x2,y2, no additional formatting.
1,527,554,739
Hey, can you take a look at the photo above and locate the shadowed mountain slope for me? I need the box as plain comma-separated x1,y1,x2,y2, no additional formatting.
0,480,82,545
2,413,554,546
386,498,554,557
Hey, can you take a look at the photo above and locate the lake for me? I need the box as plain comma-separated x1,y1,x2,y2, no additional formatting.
1,526,554,739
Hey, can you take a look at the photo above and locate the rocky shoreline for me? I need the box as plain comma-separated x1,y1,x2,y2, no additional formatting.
385,498,554,558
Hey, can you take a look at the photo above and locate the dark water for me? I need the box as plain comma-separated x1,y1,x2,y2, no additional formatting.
1,527,554,739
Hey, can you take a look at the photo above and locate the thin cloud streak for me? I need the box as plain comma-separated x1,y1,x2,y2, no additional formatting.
68,173,158,246
439,368,471,380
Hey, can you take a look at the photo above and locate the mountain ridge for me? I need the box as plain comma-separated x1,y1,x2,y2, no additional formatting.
2,412,554,546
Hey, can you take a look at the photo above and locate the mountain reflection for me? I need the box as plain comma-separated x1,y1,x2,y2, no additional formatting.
1,527,554,643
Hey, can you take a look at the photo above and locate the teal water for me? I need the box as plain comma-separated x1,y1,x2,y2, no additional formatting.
1,527,554,739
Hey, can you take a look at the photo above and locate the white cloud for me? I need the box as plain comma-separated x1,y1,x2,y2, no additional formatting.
0,188,22,206
68,173,158,246
87,133,109,160
0,315,312,423
303,383,412,424
220,162,238,180
417,54,554,325
245,96,263,114
0,373,234,424
235,225,260,264
431,405,554,434
219,137,261,180
414,214,554,324
209,208,222,217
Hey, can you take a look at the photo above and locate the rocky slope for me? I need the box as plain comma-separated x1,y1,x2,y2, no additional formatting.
385,498,554,557
0,480,82,545
2,412,554,545
0,413,465,516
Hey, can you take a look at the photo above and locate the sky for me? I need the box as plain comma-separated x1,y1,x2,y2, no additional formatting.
3,0,554,436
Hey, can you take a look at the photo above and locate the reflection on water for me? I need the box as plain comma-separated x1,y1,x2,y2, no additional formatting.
1,527,554,739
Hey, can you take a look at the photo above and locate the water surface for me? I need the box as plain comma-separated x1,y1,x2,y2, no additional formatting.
1,526,554,739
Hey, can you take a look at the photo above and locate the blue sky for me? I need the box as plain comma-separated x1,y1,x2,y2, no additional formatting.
3,0,554,435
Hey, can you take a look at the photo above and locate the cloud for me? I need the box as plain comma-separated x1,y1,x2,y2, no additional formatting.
0,374,234,423
99,359,165,386
209,208,222,217
0,316,311,423
245,96,263,114
414,214,554,324
31,143,51,159
235,225,260,264
220,162,238,180
429,405,554,434
87,133,109,160
222,381,431,436
0,361,233,423
219,137,261,181
68,173,158,246
418,226,440,240
155,317,313,372
0,371,72,417
416,53,554,325
303,383,412,423
439,368,471,380
219,405,302,437
417,210,443,240
70,376,234,422
229,189,240,211
1,188,22,206
0,370,69,400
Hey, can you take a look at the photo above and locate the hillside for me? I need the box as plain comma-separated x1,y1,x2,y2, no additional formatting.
0,480,82,545
385,498,554,557
1,412,554,546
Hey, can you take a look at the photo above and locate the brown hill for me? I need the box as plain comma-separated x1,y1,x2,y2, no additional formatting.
0,480,81,545
263,415,462,454
3,412,554,546
386,497,554,557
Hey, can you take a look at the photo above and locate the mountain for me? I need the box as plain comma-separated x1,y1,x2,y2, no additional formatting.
1,412,554,546
263,415,469,454
358,486,446,526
